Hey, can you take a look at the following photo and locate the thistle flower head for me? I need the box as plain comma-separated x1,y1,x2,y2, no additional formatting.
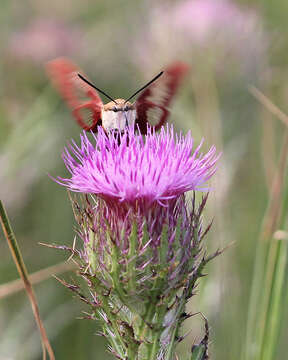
57,126,219,209
54,125,221,359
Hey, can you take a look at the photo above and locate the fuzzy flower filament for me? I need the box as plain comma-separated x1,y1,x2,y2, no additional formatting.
57,126,218,208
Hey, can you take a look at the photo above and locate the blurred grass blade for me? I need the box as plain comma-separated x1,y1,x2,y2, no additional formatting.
260,175,288,360
249,87,288,237
245,88,288,360
0,200,55,360
0,261,75,299
262,230,288,360
256,132,288,359
249,86,288,128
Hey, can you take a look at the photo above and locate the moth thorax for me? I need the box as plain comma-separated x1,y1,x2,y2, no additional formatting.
101,99,136,131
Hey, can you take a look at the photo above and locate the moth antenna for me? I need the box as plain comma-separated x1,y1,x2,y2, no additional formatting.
125,71,164,103
78,74,117,104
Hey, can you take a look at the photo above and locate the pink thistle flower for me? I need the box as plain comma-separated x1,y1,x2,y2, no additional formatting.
52,125,221,358
56,126,219,209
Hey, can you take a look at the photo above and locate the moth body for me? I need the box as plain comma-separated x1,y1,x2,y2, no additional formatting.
101,99,136,132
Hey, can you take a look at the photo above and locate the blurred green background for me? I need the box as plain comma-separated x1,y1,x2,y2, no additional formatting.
1,0,288,359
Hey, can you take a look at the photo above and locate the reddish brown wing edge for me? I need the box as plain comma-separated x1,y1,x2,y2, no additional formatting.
46,57,103,131
135,62,189,134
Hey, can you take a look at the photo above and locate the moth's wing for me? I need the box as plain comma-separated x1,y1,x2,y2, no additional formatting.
135,62,189,133
46,57,103,131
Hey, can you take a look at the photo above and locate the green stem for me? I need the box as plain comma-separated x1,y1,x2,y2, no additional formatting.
98,295,127,358
148,305,167,360
139,302,155,341
138,273,167,359
103,323,126,359
165,297,186,360
127,223,137,292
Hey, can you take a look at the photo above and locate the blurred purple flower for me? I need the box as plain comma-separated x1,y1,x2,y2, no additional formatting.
9,18,83,63
136,0,267,75
56,126,219,209
171,0,261,44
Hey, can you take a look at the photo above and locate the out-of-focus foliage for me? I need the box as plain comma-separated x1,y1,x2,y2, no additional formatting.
1,0,288,359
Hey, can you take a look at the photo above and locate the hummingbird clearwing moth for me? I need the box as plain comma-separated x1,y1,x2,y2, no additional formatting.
46,58,188,134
